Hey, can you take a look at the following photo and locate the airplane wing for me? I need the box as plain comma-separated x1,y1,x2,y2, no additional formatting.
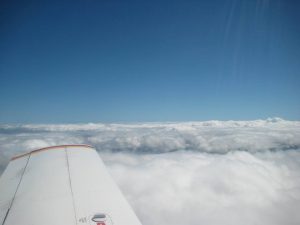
0,145,142,225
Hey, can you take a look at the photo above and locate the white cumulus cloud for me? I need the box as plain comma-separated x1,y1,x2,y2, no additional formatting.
0,118,300,225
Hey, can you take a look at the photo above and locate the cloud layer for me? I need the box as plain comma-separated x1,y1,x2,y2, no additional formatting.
0,118,300,225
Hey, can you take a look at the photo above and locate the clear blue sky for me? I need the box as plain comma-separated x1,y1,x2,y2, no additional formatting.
0,0,299,123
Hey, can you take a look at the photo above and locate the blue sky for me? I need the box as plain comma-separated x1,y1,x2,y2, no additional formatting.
0,0,299,123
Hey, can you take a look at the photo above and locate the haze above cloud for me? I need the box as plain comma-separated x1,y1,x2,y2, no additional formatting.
0,118,300,225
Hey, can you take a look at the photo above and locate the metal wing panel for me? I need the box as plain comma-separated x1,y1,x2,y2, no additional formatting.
0,145,142,225
1,148,76,225
67,147,142,225
0,156,29,224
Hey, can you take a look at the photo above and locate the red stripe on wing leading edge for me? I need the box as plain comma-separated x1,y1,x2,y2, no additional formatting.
11,144,94,161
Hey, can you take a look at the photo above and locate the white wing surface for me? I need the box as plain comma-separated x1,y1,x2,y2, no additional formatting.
0,145,142,225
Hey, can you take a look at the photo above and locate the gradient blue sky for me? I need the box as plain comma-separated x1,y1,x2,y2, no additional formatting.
0,0,299,123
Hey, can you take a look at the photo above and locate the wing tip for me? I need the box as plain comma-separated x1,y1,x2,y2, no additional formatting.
11,144,94,161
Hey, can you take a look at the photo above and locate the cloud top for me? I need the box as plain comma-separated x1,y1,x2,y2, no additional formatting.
0,118,299,225
0,118,299,156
